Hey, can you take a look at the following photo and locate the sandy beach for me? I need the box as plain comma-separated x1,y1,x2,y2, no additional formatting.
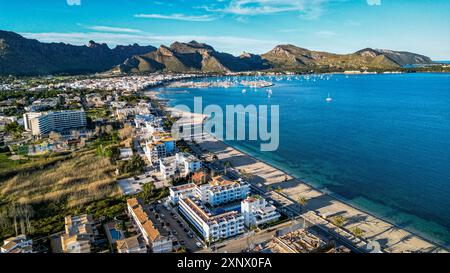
165,107,448,253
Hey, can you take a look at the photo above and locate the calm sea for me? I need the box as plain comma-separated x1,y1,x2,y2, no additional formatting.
157,73,450,247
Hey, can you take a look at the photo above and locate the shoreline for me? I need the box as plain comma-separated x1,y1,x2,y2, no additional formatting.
148,84,448,253
220,140,450,252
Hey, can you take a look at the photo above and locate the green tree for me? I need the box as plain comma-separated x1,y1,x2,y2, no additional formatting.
4,122,23,138
139,182,155,203
350,226,364,239
118,155,144,174
331,215,346,233
223,161,232,174
297,196,308,213
115,220,125,231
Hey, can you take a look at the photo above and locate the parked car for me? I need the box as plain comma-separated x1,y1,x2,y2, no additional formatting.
196,242,203,248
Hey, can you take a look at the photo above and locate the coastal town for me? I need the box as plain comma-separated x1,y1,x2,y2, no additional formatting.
0,73,447,254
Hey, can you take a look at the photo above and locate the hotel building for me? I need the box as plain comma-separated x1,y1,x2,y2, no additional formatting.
241,195,281,227
204,176,250,207
178,196,245,242
25,110,87,136
169,176,250,206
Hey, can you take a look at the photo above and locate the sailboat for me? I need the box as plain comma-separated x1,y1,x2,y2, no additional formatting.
326,93,333,102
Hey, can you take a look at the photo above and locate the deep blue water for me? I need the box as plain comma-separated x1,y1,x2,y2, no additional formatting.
157,73,450,247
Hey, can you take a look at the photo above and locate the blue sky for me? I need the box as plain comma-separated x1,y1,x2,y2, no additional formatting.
0,0,449,59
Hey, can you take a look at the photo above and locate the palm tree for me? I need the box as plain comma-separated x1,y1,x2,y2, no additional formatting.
350,226,364,239
297,196,308,213
331,215,346,234
223,161,232,174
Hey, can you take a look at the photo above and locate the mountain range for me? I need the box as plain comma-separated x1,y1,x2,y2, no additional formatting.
0,30,434,76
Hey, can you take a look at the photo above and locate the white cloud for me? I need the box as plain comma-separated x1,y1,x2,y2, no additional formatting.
316,30,337,37
367,0,381,6
86,26,142,33
203,0,325,19
134,13,217,22
66,0,81,6
19,32,279,55
86,26,141,33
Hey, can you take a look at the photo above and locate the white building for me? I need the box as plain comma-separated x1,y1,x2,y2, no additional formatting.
241,195,280,228
169,183,197,205
0,235,33,253
175,152,202,177
134,114,154,128
28,110,87,136
116,235,147,253
178,196,245,242
159,156,177,180
205,176,250,207
119,148,133,160
169,175,250,206
60,214,96,253
127,198,172,253
143,137,175,164
23,112,43,131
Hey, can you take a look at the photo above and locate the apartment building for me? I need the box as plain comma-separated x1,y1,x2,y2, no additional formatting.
159,156,177,180
205,176,250,206
169,183,197,205
144,137,175,164
116,235,147,253
0,235,33,253
169,175,250,206
127,198,172,253
178,196,245,242
175,152,202,177
60,214,96,253
241,195,281,227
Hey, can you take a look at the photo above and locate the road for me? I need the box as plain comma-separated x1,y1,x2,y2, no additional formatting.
156,202,204,253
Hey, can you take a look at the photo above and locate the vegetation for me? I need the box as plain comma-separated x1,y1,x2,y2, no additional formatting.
119,155,145,175
138,185,169,204
350,226,365,239
86,107,111,120
297,196,308,213
331,215,346,232
4,122,24,138
0,149,121,241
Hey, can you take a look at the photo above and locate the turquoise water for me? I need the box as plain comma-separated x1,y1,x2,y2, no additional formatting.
158,73,450,247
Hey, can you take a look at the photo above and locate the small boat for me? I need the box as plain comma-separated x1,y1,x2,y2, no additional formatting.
326,93,333,102
242,89,247,94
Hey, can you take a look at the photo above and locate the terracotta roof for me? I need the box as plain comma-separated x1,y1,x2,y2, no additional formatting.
116,235,142,251
127,198,139,209
192,172,207,184
134,206,149,224
142,221,160,242
1,241,17,251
